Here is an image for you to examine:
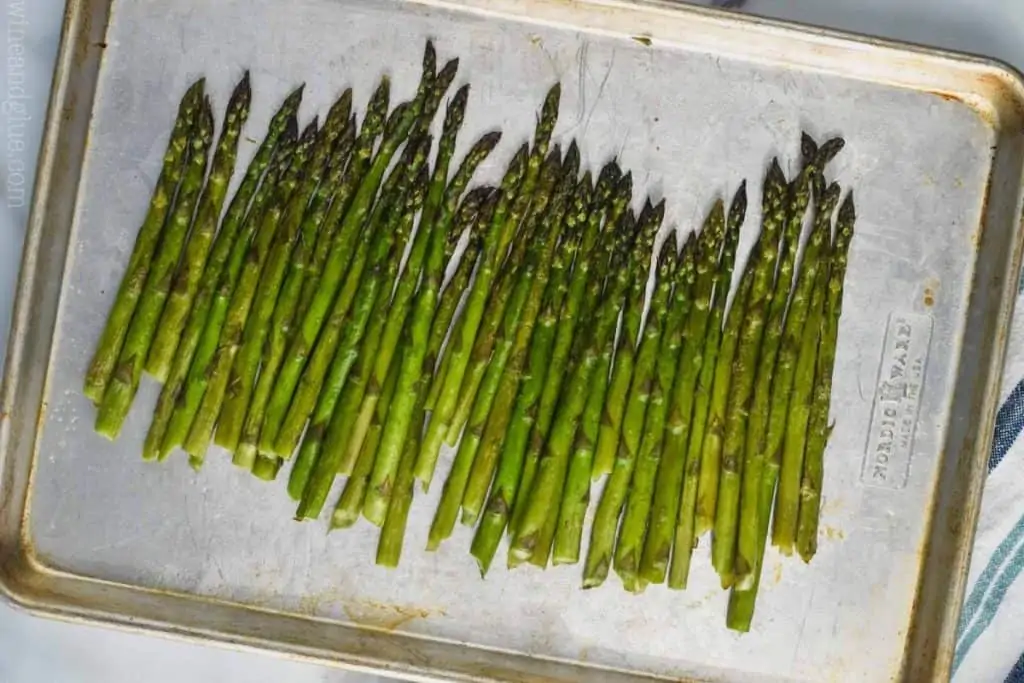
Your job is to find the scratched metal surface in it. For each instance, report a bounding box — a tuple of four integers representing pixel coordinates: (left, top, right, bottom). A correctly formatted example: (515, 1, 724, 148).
(4, 0, 1024, 681)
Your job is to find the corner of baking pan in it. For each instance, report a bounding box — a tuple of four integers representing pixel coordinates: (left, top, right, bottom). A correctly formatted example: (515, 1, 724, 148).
(0, 0, 111, 611)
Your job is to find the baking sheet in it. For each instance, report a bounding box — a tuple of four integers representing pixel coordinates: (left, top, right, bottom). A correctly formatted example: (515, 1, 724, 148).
(4, 0, 1024, 681)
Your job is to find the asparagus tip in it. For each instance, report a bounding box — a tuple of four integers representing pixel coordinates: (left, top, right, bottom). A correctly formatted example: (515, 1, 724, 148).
(800, 132, 818, 161)
(839, 190, 856, 222)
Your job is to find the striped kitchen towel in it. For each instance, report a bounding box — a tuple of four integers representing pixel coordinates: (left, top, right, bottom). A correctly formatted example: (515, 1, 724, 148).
(952, 277, 1024, 683)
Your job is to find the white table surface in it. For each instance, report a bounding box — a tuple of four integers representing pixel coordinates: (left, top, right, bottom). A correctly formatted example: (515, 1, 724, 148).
(2, 0, 1023, 681)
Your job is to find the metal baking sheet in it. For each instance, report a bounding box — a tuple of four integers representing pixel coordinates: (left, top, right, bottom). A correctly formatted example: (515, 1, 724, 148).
(3, 0, 1024, 681)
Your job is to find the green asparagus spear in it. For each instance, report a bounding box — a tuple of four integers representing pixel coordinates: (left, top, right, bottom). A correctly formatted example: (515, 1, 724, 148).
(295, 158, 432, 519)
(236, 115, 359, 470)
(509, 209, 639, 567)
(179, 120, 319, 463)
(552, 200, 665, 566)
(694, 186, 749, 536)
(773, 181, 841, 553)
(710, 161, 788, 588)
(218, 101, 355, 456)
(364, 181, 497, 526)
(95, 97, 215, 439)
(417, 83, 562, 487)
(157, 116, 300, 459)
(661, 200, 730, 589)
(259, 77, 409, 454)
(84, 79, 204, 403)
(143, 84, 302, 461)
(339, 88, 478, 471)
(281, 132, 432, 492)
(147, 73, 253, 381)
(582, 236, 679, 586)
(669, 186, 746, 589)
(507, 169, 630, 538)
(464, 173, 593, 534)
(796, 192, 853, 562)
(613, 236, 696, 592)
(376, 207, 490, 567)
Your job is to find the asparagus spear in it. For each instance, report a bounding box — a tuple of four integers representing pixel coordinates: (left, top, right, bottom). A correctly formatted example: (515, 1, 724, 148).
(295, 159, 432, 518)
(425, 144, 531, 413)
(281, 132, 432, 490)
(84, 79, 204, 404)
(158, 117, 300, 458)
(339, 90, 482, 472)
(147, 73, 253, 381)
(710, 162, 788, 588)
(428, 149, 576, 549)
(143, 85, 303, 461)
(464, 173, 593, 534)
(796, 192, 854, 562)
(694, 188, 751, 537)
(508, 209, 639, 568)
(376, 209, 489, 568)
(95, 97, 215, 439)
(508, 170, 632, 537)
(421, 147, 569, 548)
(236, 115, 359, 470)
(472, 166, 618, 575)
(440, 143, 571, 451)
(259, 77, 410, 454)
(612, 233, 696, 591)
(591, 195, 657, 481)
(669, 187, 746, 589)
(733, 139, 844, 589)
(180, 120, 319, 462)
(416, 84, 562, 487)
(552, 201, 665, 566)
(582, 236, 680, 586)
(364, 179, 497, 526)
(772, 181, 841, 553)
(217, 101, 355, 456)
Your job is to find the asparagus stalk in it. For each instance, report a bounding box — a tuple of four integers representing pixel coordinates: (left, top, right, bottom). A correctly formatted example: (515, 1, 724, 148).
(339, 90, 482, 472)
(612, 234, 696, 591)
(376, 210, 489, 567)
(95, 97, 215, 439)
(591, 195, 657, 481)
(143, 85, 302, 461)
(179, 120, 319, 463)
(416, 83, 562, 487)
(295, 159, 432, 518)
(508, 209, 639, 568)
(84, 79, 204, 403)
(552, 201, 665, 566)
(425, 144, 531, 413)
(421, 147, 569, 548)
(796, 192, 854, 562)
(363, 177, 497, 526)
(472, 166, 618, 575)
(259, 77, 410, 454)
(217, 101, 355, 456)
(282, 133, 433, 495)
(694, 188, 751, 536)
(147, 73, 253, 381)
(428, 149, 576, 549)
(772, 181, 841, 553)
(710, 162, 789, 588)
(669, 187, 746, 589)
(508, 170, 631, 537)
(464, 173, 592, 533)
(236, 115, 359, 470)
(582, 236, 680, 586)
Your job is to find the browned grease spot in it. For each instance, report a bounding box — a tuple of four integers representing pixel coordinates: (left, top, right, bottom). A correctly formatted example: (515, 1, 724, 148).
(823, 525, 845, 541)
(923, 291, 935, 308)
(528, 34, 542, 47)
(924, 89, 964, 105)
(772, 562, 783, 586)
(343, 599, 445, 632)
(632, 35, 652, 47)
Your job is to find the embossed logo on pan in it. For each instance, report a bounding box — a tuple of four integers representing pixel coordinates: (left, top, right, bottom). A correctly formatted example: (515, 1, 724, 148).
(862, 313, 932, 489)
